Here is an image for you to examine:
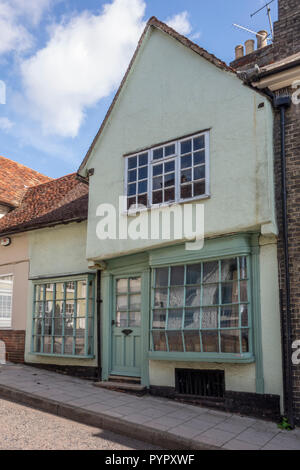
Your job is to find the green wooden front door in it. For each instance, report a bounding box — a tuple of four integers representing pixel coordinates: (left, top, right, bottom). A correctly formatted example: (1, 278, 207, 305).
(111, 276, 142, 377)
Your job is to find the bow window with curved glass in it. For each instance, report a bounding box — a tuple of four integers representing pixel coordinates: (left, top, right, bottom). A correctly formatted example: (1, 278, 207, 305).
(31, 275, 95, 357)
(150, 257, 251, 358)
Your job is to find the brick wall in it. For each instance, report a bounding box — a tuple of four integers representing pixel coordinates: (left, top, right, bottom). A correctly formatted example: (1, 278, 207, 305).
(230, 0, 300, 424)
(0, 330, 25, 363)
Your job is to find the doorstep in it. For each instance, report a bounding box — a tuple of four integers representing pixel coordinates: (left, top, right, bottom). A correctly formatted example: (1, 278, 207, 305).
(0, 363, 299, 450)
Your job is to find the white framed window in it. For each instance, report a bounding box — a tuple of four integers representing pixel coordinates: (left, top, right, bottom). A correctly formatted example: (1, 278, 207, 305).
(0, 275, 13, 328)
(125, 131, 209, 211)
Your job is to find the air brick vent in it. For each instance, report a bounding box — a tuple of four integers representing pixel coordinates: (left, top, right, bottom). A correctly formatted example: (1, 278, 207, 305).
(175, 369, 225, 398)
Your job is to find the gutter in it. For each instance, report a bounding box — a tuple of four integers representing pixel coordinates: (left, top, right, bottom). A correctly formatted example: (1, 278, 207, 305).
(273, 94, 294, 428)
(254, 59, 300, 81)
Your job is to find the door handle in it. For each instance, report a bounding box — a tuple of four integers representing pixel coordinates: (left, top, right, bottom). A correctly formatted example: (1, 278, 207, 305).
(122, 329, 133, 336)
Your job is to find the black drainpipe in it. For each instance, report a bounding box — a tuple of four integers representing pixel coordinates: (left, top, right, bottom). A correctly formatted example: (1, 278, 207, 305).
(273, 94, 294, 428)
(96, 270, 102, 381)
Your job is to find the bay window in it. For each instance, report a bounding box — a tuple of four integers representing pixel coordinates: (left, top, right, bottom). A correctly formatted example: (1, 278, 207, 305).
(31, 275, 95, 357)
(150, 256, 251, 357)
(125, 131, 209, 211)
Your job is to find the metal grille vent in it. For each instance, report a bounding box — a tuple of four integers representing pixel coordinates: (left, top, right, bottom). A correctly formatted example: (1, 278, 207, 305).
(175, 369, 225, 398)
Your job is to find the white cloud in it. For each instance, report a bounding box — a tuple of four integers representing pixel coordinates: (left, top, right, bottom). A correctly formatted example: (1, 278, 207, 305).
(166, 11, 192, 36)
(0, 0, 53, 55)
(21, 0, 146, 138)
(0, 116, 14, 131)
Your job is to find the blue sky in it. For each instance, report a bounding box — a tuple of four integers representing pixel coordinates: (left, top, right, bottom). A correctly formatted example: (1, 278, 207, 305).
(0, 0, 278, 178)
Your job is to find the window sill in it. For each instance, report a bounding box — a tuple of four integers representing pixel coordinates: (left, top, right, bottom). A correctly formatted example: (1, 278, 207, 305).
(148, 351, 255, 363)
(125, 194, 211, 217)
(30, 352, 95, 359)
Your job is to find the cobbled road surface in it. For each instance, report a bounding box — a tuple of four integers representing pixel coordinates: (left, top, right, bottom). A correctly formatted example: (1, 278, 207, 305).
(0, 398, 160, 450)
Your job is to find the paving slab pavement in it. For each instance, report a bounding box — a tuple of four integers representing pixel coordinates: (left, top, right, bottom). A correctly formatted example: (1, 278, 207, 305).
(0, 363, 299, 450)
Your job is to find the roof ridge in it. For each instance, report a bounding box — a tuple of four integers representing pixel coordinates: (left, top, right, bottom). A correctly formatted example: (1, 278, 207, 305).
(78, 16, 236, 174)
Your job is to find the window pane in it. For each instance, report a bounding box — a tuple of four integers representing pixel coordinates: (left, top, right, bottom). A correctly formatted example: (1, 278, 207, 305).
(76, 299, 86, 317)
(169, 287, 184, 307)
(117, 295, 127, 311)
(221, 329, 240, 353)
(170, 266, 184, 285)
(186, 264, 201, 285)
(153, 147, 163, 159)
(221, 282, 238, 304)
(44, 318, 52, 335)
(202, 331, 219, 352)
(181, 154, 192, 168)
(128, 183, 136, 196)
(181, 169, 192, 183)
(221, 259, 238, 281)
(155, 268, 168, 287)
(75, 317, 86, 337)
(138, 194, 148, 206)
(184, 308, 200, 329)
(138, 153, 148, 166)
(181, 184, 192, 199)
(167, 331, 183, 351)
(203, 284, 219, 305)
(241, 304, 248, 327)
(165, 173, 175, 187)
(184, 330, 201, 352)
(203, 261, 218, 283)
(75, 337, 85, 355)
(129, 277, 141, 292)
(164, 188, 175, 202)
(128, 156, 137, 169)
(220, 305, 239, 328)
(138, 180, 147, 194)
(129, 294, 141, 311)
(239, 257, 247, 279)
(138, 167, 147, 179)
(186, 287, 200, 306)
(194, 165, 205, 181)
(153, 164, 163, 176)
(152, 331, 167, 351)
(168, 309, 183, 329)
(43, 336, 52, 354)
(64, 317, 74, 336)
(165, 160, 175, 172)
(202, 307, 218, 329)
(165, 144, 175, 156)
(152, 309, 166, 329)
(194, 181, 205, 196)
(152, 190, 162, 204)
(193, 135, 205, 150)
(194, 150, 205, 165)
(181, 140, 192, 154)
(116, 311, 127, 328)
(54, 317, 63, 335)
(153, 176, 163, 190)
(55, 283, 64, 300)
(127, 197, 136, 210)
(35, 285, 44, 301)
(240, 281, 248, 302)
(128, 169, 137, 182)
(117, 278, 127, 293)
(154, 289, 168, 308)
(129, 311, 141, 327)
(242, 329, 249, 352)
(64, 337, 73, 355)
(53, 337, 62, 354)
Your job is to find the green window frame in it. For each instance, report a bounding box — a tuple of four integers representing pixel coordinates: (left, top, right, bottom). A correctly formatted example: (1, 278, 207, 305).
(150, 256, 252, 359)
(31, 274, 95, 358)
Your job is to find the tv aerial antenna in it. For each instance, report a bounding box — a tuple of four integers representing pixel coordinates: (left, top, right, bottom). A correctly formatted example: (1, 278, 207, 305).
(250, 0, 275, 40)
(233, 0, 275, 42)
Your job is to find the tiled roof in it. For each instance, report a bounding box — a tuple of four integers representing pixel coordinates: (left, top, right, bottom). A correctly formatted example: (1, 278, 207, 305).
(0, 155, 52, 207)
(0, 173, 88, 235)
(78, 16, 236, 176)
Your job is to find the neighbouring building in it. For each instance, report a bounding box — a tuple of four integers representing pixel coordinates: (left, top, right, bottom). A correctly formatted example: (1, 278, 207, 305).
(230, 0, 300, 426)
(76, 17, 283, 419)
(0, 156, 51, 362)
(0, 174, 98, 377)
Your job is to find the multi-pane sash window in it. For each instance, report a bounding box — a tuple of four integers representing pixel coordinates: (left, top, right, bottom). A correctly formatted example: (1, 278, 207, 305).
(125, 131, 209, 211)
(0, 275, 13, 328)
(32, 276, 95, 357)
(151, 257, 250, 355)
